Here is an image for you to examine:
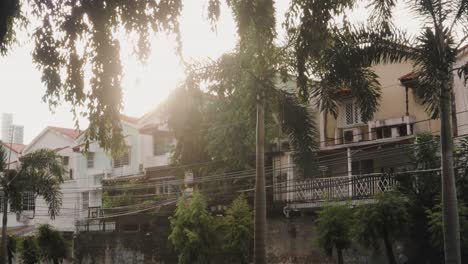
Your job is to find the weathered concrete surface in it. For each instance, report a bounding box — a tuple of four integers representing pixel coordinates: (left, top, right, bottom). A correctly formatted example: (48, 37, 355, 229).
(74, 214, 386, 264)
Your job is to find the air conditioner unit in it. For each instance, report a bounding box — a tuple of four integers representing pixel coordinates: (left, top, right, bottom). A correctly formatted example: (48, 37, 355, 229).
(343, 127, 362, 144)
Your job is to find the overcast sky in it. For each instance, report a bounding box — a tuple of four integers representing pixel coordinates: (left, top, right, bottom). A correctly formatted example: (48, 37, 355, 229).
(0, 1, 424, 144)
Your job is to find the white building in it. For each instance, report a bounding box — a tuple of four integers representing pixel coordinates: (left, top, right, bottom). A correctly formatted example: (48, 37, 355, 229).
(1, 113, 24, 144)
(20, 126, 82, 233)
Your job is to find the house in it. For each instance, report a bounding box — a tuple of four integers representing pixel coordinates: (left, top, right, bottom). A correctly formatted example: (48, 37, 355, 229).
(0, 141, 25, 169)
(73, 112, 177, 232)
(21, 126, 82, 232)
(272, 62, 441, 208)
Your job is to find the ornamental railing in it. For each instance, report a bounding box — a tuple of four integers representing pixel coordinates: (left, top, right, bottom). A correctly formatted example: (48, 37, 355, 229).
(274, 173, 396, 203)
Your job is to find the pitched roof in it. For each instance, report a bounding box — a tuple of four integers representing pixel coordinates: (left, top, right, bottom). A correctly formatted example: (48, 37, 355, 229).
(0, 142, 26, 154)
(120, 114, 139, 124)
(48, 126, 82, 139)
(399, 72, 417, 82)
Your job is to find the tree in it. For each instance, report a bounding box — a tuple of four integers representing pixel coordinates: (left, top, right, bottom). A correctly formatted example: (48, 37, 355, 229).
(396, 133, 442, 263)
(427, 203, 468, 262)
(0, 235, 18, 264)
(221, 195, 253, 264)
(20, 236, 40, 264)
(316, 203, 353, 264)
(169, 192, 220, 264)
(37, 225, 68, 264)
(0, 0, 183, 154)
(353, 192, 409, 264)
(0, 148, 64, 264)
(288, 1, 468, 262)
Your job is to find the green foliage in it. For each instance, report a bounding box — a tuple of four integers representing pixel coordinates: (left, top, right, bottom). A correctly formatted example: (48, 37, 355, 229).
(397, 133, 440, 208)
(353, 192, 409, 253)
(456, 136, 468, 204)
(102, 192, 135, 208)
(316, 203, 353, 260)
(221, 195, 253, 264)
(20, 236, 40, 264)
(0, 0, 21, 55)
(37, 225, 68, 264)
(0, 235, 18, 264)
(426, 203, 468, 258)
(169, 192, 220, 264)
(23, 0, 182, 154)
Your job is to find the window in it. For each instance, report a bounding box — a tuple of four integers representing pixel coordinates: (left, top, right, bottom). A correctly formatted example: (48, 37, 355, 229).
(153, 134, 172, 156)
(0, 193, 4, 212)
(62, 156, 69, 167)
(159, 179, 171, 194)
(82, 191, 89, 211)
(352, 159, 374, 175)
(87, 152, 95, 168)
(113, 148, 130, 168)
(341, 100, 362, 126)
(22, 192, 35, 211)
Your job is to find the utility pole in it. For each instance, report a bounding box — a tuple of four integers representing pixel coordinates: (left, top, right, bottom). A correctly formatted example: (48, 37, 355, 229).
(1, 126, 14, 264)
(254, 91, 266, 264)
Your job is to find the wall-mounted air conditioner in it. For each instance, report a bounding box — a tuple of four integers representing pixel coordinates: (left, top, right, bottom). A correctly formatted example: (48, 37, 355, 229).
(342, 127, 362, 144)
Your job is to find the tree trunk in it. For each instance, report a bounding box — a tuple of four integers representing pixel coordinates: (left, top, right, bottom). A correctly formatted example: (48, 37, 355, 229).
(1, 192, 8, 264)
(336, 247, 344, 264)
(382, 232, 396, 264)
(254, 92, 267, 264)
(440, 79, 462, 264)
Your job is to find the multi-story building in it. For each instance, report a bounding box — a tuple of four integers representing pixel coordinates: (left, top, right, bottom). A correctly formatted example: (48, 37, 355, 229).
(272, 62, 442, 209)
(19, 126, 82, 233)
(1, 113, 24, 144)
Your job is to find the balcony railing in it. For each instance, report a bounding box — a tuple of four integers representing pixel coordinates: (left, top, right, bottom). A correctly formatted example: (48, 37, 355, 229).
(274, 173, 396, 203)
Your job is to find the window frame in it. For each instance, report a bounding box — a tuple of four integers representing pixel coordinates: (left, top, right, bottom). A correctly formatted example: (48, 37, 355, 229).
(113, 147, 131, 168)
(86, 152, 95, 169)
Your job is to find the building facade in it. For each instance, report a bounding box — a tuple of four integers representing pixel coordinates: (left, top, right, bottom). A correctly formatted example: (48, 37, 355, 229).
(272, 62, 442, 209)
(1, 113, 24, 144)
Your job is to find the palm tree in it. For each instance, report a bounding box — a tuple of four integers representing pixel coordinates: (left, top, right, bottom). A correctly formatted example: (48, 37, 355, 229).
(0, 148, 64, 264)
(288, 1, 468, 263)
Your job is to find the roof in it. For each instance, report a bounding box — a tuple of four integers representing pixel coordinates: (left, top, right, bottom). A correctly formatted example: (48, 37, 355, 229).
(120, 114, 139, 124)
(398, 72, 417, 82)
(48, 126, 82, 139)
(0, 142, 26, 154)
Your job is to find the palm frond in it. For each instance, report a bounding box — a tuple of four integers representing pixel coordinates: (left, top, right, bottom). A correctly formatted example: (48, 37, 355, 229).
(367, 0, 397, 28)
(412, 27, 457, 118)
(457, 61, 468, 85)
(274, 89, 318, 177)
(0, 146, 7, 172)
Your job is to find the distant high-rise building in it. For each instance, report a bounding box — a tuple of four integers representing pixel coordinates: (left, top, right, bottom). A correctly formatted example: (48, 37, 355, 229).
(1, 113, 13, 142)
(1, 113, 24, 144)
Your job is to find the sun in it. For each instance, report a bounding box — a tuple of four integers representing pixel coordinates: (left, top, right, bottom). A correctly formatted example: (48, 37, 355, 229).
(120, 37, 185, 118)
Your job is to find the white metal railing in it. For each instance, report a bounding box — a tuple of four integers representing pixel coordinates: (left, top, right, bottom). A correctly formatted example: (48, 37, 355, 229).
(274, 173, 397, 203)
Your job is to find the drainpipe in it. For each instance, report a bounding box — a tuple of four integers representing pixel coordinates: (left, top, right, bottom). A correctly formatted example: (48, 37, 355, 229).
(347, 148, 352, 197)
(405, 86, 412, 135)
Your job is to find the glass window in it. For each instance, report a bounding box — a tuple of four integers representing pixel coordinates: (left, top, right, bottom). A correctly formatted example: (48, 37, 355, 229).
(87, 152, 95, 168)
(113, 148, 130, 168)
(153, 134, 172, 156)
(82, 191, 89, 211)
(22, 192, 35, 211)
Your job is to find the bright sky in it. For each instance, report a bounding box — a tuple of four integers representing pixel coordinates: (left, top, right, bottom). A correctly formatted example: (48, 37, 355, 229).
(0, 1, 423, 144)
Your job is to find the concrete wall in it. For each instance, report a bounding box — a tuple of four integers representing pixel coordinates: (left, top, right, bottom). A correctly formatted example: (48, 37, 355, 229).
(73, 215, 388, 264)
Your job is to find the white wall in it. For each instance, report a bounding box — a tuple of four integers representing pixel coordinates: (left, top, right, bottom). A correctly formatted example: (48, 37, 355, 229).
(455, 52, 468, 136)
(23, 129, 80, 232)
